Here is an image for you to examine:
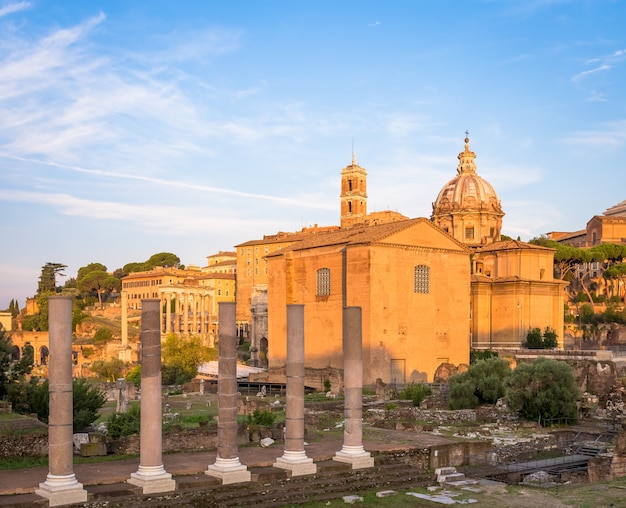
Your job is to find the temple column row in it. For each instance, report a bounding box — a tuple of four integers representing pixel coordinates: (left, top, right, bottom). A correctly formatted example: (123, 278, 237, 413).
(40, 298, 371, 505)
(158, 290, 213, 337)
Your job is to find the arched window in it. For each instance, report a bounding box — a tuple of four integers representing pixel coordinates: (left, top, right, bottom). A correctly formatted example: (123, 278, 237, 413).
(414, 265, 430, 294)
(317, 268, 331, 296)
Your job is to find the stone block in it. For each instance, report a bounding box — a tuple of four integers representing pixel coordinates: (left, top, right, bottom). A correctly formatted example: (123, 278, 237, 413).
(80, 441, 108, 457)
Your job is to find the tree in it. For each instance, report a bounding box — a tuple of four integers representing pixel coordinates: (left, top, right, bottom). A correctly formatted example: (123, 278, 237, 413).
(604, 263, 626, 304)
(77, 270, 121, 308)
(21, 292, 52, 331)
(448, 357, 511, 409)
(0, 328, 13, 399)
(123, 252, 182, 275)
(37, 262, 67, 295)
(91, 358, 127, 382)
(161, 333, 217, 384)
(77, 263, 107, 282)
(147, 252, 181, 269)
(506, 358, 580, 425)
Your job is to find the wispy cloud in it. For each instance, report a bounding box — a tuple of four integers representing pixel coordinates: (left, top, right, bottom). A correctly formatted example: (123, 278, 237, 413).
(572, 48, 626, 82)
(559, 121, 626, 147)
(0, 1, 30, 18)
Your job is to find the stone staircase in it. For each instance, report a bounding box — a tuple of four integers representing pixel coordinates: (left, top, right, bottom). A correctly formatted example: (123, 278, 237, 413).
(435, 466, 478, 488)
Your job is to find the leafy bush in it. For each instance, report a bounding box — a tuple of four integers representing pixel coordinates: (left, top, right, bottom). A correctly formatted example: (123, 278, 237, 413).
(107, 403, 141, 439)
(506, 358, 579, 425)
(470, 349, 498, 364)
(524, 327, 558, 349)
(398, 382, 432, 406)
(248, 409, 276, 427)
(449, 357, 511, 410)
(125, 365, 142, 388)
(93, 328, 113, 344)
(23, 378, 106, 432)
(162, 364, 194, 385)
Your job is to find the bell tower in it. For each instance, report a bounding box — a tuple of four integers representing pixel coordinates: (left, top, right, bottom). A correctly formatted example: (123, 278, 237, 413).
(340, 153, 367, 228)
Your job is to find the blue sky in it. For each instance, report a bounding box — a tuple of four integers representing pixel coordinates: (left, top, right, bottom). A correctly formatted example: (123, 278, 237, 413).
(1, 0, 625, 309)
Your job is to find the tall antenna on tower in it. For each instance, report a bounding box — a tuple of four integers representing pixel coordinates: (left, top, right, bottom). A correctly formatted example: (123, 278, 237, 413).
(351, 138, 356, 165)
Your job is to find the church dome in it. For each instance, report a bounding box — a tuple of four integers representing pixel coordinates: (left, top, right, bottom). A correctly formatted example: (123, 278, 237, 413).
(431, 136, 504, 247)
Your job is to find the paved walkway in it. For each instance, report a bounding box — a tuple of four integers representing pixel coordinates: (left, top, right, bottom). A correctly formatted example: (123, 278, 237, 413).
(0, 430, 453, 505)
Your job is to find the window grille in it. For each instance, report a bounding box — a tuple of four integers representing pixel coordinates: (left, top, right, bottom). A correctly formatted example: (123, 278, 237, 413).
(317, 268, 331, 296)
(414, 265, 430, 294)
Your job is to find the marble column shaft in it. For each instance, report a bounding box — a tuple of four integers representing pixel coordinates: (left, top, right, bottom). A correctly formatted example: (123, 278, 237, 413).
(216, 301, 238, 460)
(333, 306, 374, 469)
(343, 306, 363, 448)
(274, 305, 316, 475)
(206, 302, 250, 483)
(284, 304, 305, 453)
(36, 296, 88, 505)
(47, 296, 75, 478)
(128, 299, 175, 493)
(138, 299, 163, 467)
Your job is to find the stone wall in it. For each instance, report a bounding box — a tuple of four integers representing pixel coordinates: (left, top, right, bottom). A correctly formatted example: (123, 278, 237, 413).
(0, 433, 48, 458)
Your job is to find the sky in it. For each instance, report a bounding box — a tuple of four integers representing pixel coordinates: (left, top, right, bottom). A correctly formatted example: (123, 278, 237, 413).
(1, 0, 625, 309)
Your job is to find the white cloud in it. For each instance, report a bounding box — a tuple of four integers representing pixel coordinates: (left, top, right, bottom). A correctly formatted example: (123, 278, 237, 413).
(0, 1, 30, 18)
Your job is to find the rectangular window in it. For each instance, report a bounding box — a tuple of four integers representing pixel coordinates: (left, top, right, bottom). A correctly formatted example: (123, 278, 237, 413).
(316, 268, 331, 296)
(465, 227, 475, 240)
(414, 265, 430, 294)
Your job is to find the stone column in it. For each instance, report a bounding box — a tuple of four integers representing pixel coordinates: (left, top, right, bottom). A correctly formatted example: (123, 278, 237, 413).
(206, 302, 251, 484)
(121, 290, 128, 346)
(333, 306, 374, 469)
(274, 305, 316, 476)
(182, 293, 189, 336)
(165, 292, 172, 334)
(128, 299, 176, 494)
(36, 296, 88, 506)
(200, 294, 207, 338)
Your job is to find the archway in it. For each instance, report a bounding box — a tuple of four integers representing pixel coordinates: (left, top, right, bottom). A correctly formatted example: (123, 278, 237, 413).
(259, 337, 268, 368)
(40, 345, 50, 366)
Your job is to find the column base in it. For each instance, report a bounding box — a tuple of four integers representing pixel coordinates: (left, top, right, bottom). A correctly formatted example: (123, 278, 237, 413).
(333, 445, 375, 470)
(128, 465, 176, 494)
(206, 457, 251, 484)
(36, 474, 88, 507)
(273, 450, 317, 476)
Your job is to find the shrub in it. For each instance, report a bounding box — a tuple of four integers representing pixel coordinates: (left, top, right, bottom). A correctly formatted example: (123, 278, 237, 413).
(449, 357, 511, 410)
(162, 364, 194, 385)
(125, 365, 142, 388)
(107, 403, 141, 439)
(506, 357, 579, 425)
(524, 327, 558, 349)
(248, 409, 276, 427)
(23, 378, 106, 432)
(398, 382, 432, 406)
(470, 349, 498, 364)
(93, 328, 113, 344)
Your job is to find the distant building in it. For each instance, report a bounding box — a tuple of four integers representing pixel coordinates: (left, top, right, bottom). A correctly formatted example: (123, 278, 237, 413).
(0, 311, 11, 331)
(120, 256, 236, 351)
(548, 200, 626, 247)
